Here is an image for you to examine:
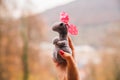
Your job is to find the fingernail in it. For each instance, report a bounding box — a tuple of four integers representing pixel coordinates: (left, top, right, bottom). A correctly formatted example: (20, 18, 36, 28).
(59, 50, 64, 55)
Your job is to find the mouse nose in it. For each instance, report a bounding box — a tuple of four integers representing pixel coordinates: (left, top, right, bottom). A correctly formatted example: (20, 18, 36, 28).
(52, 25, 58, 31)
(52, 26, 56, 31)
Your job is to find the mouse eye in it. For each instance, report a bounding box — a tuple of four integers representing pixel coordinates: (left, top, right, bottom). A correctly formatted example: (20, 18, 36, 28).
(60, 23, 64, 26)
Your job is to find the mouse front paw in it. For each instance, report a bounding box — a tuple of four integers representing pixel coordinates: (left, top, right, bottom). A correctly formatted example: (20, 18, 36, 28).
(53, 38, 59, 45)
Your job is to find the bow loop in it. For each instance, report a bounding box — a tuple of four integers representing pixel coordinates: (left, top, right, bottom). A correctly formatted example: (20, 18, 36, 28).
(60, 12, 69, 24)
(60, 12, 78, 35)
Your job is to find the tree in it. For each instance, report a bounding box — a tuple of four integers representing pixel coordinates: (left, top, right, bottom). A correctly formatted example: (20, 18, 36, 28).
(0, 0, 47, 80)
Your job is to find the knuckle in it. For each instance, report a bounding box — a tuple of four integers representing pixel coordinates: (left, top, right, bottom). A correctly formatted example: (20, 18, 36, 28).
(66, 54, 72, 60)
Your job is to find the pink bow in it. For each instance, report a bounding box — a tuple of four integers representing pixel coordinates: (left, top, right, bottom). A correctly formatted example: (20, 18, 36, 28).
(60, 12, 78, 35)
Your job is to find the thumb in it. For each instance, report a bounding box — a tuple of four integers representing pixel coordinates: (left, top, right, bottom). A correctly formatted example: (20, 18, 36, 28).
(59, 50, 73, 64)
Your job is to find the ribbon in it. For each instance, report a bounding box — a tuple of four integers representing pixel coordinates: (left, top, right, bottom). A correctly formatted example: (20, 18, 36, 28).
(60, 12, 78, 35)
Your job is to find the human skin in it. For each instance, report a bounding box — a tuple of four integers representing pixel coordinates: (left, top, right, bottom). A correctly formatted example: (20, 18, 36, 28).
(53, 36, 80, 80)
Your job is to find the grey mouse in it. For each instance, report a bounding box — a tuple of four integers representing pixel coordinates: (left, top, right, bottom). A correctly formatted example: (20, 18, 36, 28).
(52, 22, 72, 64)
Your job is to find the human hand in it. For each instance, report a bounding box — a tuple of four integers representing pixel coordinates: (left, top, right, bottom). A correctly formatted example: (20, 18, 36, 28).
(53, 36, 80, 80)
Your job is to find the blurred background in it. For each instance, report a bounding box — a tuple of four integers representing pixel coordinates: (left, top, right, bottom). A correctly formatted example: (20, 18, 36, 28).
(0, 0, 120, 80)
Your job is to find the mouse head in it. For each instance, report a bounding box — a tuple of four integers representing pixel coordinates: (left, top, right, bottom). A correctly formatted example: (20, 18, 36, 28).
(52, 22, 68, 34)
(52, 12, 78, 35)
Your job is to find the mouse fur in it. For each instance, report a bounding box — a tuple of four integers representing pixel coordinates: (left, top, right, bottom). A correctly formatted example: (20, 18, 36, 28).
(52, 22, 72, 64)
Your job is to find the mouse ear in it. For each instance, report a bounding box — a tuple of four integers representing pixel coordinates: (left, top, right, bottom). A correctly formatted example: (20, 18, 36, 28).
(60, 12, 69, 24)
(68, 24, 78, 35)
(60, 11, 78, 35)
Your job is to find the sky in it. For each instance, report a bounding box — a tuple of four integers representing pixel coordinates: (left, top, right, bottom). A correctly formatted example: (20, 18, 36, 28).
(1, 0, 74, 19)
(30, 0, 74, 13)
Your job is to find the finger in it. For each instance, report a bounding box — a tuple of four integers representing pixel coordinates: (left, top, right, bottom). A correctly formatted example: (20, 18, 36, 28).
(68, 36, 75, 58)
(68, 36, 74, 50)
(59, 50, 73, 64)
